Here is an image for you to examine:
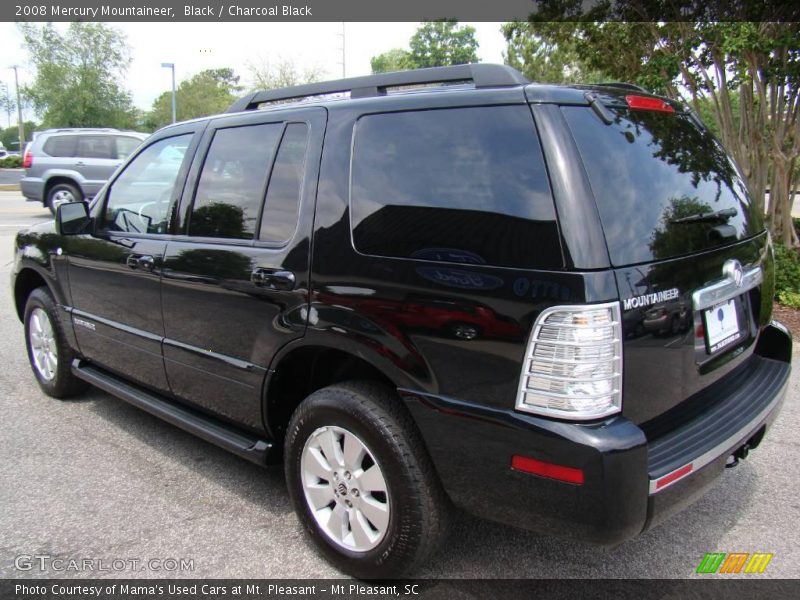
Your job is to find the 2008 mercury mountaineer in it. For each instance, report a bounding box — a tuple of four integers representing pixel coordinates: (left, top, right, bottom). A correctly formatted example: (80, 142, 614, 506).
(11, 64, 792, 578)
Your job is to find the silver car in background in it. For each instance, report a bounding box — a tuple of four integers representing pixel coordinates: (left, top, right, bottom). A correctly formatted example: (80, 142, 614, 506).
(21, 128, 149, 213)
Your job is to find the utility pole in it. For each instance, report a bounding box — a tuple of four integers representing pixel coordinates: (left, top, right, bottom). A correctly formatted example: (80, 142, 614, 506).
(10, 66, 24, 152)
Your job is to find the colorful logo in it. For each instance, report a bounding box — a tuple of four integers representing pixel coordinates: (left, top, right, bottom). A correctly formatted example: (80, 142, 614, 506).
(696, 552, 773, 574)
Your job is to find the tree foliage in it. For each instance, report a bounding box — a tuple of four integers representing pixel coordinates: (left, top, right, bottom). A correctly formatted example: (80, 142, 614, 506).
(246, 58, 324, 91)
(370, 21, 479, 74)
(520, 5, 800, 246)
(409, 21, 480, 68)
(502, 21, 606, 83)
(145, 68, 243, 131)
(370, 49, 414, 74)
(1, 122, 37, 151)
(19, 23, 136, 129)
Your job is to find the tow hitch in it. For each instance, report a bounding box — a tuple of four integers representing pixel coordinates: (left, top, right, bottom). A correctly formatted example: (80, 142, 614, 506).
(726, 443, 751, 469)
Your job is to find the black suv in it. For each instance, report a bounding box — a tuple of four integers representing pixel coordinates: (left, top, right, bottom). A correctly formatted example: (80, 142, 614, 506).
(12, 65, 792, 578)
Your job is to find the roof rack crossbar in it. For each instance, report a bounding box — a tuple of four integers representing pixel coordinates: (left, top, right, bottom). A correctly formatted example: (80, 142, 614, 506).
(227, 63, 528, 113)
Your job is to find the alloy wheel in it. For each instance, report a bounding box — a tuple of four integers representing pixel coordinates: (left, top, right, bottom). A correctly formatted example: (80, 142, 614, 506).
(300, 425, 390, 552)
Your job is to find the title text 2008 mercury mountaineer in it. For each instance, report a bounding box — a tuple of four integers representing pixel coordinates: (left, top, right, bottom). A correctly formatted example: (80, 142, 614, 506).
(12, 65, 792, 577)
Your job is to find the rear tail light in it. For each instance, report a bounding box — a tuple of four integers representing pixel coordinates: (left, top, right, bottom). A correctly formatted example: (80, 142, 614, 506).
(625, 95, 675, 113)
(22, 150, 32, 169)
(516, 302, 623, 420)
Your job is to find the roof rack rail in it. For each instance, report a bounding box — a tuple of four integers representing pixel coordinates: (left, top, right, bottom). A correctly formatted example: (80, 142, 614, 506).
(44, 127, 121, 133)
(596, 82, 648, 93)
(227, 63, 529, 113)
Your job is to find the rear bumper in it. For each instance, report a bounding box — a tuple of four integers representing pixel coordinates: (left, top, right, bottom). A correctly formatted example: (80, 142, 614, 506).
(20, 177, 43, 201)
(403, 322, 791, 545)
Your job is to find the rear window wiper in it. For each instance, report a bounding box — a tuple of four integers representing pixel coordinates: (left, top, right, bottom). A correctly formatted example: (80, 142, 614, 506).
(670, 207, 737, 224)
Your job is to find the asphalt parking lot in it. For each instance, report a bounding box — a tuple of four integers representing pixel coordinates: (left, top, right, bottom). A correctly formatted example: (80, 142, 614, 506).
(0, 190, 798, 580)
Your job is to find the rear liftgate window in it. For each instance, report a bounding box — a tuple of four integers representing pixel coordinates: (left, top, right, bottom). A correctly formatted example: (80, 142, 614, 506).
(350, 105, 561, 269)
(562, 105, 762, 267)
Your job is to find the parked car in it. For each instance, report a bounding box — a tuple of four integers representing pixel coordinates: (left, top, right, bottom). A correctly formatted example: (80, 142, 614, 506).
(20, 128, 148, 213)
(642, 297, 692, 336)
(12, 64, 792, 578)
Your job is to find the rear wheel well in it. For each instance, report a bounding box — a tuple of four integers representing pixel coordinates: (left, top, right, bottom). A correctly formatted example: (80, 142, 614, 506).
(14, 269, 47, 321)
(266, 347, 396, 444)
(44, 177, 82, 201)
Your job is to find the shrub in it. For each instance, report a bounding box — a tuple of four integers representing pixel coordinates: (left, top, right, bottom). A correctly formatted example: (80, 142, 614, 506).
(774, 242, 800, 302)
(778, 290, 800, 309)
(0, 155, 22, 168)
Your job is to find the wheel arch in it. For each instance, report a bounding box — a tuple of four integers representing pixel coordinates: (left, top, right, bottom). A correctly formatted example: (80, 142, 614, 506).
(14, 267, 50, 321)
(44, 175, 84, 202)
(263, 339, 423, 446)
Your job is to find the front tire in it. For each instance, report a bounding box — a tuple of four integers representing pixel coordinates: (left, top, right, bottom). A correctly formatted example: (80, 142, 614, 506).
(285, 381, 448, 578)
(46, 182, 82, 215)
(24, 287, 87, 398)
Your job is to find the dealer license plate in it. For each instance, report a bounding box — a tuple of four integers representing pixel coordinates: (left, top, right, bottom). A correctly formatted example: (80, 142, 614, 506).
(704, 298, 741, 353)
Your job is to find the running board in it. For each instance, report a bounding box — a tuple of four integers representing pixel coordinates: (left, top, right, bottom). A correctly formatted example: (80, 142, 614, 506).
(72, 360, 272, 466)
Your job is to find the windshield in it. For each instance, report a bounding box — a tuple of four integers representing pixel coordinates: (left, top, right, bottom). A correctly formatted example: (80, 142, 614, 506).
(562, 105, 762, 266)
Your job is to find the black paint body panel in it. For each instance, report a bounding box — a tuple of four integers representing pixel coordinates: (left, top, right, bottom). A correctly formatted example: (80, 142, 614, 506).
(10, 80, 793, 548)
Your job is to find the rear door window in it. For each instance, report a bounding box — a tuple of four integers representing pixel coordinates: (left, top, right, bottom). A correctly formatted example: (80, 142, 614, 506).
(76, 135, 115, 159)
(259, 123, 309, 244)
(350, 106, 561, 270)
(562, 106, 761, 266)
(188, 123, 282, 240)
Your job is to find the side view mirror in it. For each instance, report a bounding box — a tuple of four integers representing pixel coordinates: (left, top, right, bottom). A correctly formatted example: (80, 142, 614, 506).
(56, 202, 93, 236)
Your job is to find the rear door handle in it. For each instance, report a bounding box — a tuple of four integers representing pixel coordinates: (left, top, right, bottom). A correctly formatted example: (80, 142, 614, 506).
(251, 268, 295, 290)
(126, 254, 155, 271)
(74, 161, 85, 167)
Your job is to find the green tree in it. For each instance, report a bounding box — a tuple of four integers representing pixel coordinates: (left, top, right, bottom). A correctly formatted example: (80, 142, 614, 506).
(408, 21, 480, 68)
(246, 58, 323, 91)
(523, 8, 800, 246)
(19, 22, 136, 129)
(1, 121, 37, 151)
(145, 68, 243, 130)
(502, 21, 606, 83)
(370, 49, 413, 74)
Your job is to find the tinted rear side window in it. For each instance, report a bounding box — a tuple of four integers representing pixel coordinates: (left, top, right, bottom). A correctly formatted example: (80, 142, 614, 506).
(351, 106, 561, 269)
(43, 135, 77, 157)
(189, 123, 282, 240)
(259, 123, 308, 244)
(76, 135, 115, 159)
(116, 136, 142, 159)
(562, 106, 761, 266)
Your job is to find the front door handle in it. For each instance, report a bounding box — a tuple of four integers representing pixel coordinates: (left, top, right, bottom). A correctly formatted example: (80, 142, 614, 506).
(251, 268, 295, 290)
(126, 254, 155, 272)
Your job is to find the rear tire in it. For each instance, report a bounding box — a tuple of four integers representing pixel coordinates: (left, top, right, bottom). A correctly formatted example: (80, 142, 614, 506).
(284, 381, 448, 578)
(24, 287, 87, 398)
(46, 182, 82, 215)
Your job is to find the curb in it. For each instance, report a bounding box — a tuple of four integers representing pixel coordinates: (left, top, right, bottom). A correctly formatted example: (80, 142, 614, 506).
(0, 184, 21, 192)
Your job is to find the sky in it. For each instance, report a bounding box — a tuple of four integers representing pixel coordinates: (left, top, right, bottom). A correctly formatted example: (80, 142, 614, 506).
(0, 22, 507, 121)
